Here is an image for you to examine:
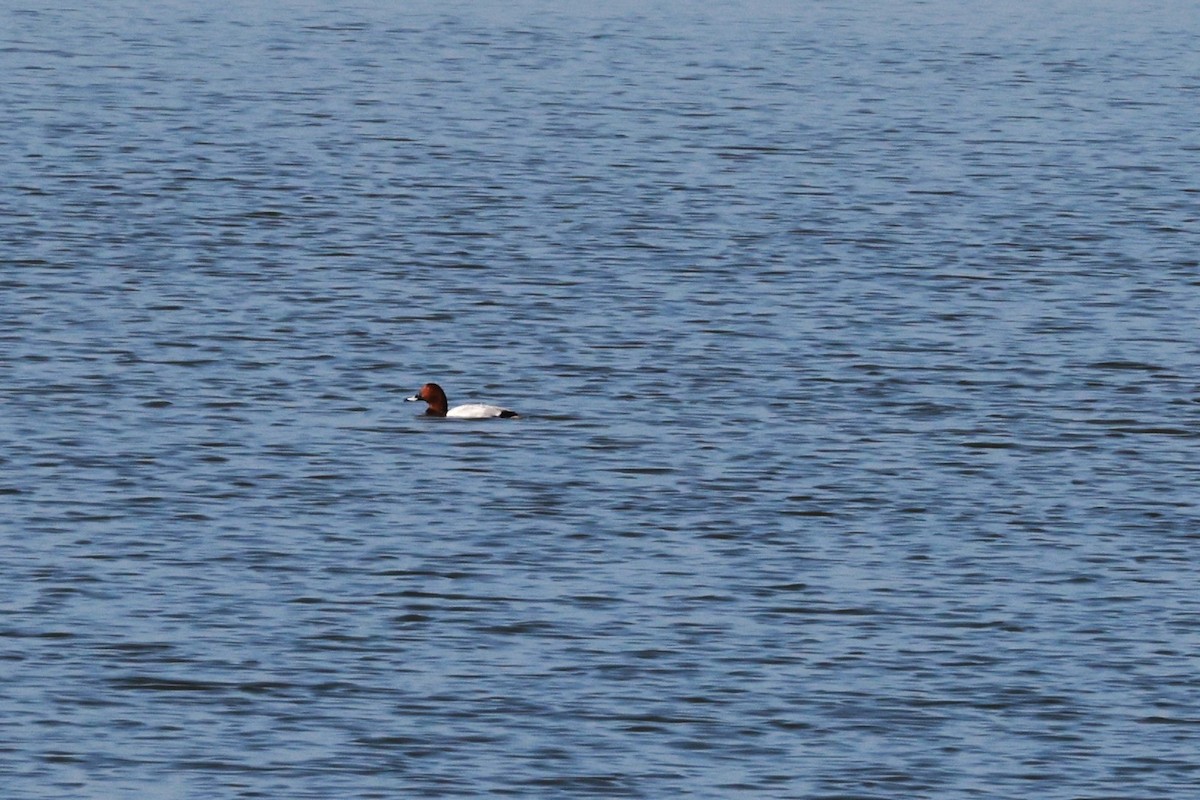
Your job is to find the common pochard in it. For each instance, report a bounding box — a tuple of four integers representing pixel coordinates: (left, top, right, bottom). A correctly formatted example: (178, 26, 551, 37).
(406, 382, 519, 419)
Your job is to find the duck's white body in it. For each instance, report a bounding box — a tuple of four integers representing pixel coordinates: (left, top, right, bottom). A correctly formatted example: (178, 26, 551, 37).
(445, 403, 516, 419)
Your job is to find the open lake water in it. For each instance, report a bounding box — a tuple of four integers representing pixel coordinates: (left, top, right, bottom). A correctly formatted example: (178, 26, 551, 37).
(2, 1, 1199, 797)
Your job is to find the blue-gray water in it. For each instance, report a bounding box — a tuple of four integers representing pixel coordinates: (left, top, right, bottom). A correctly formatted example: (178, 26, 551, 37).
(3, 1, 1199, 797)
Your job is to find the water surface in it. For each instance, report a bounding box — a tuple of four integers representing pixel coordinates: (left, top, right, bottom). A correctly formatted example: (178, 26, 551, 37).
(2, 1, 1199, 797)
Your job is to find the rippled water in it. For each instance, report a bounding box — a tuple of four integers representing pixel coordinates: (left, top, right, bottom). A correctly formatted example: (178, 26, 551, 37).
(3, 1, 1199, 797)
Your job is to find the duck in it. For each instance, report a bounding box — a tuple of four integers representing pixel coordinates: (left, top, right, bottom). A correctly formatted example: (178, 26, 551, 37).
(405, 382, 519, 419)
